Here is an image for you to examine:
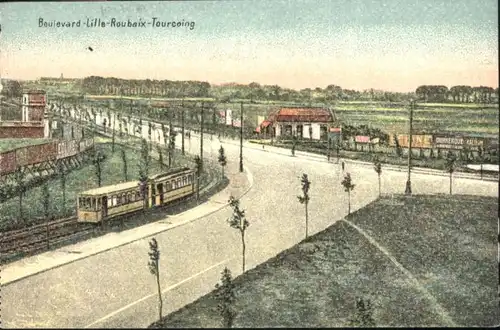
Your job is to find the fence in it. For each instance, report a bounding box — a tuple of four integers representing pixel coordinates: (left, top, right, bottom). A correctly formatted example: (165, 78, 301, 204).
(0, 216, 95, 259)
(0, 138, 94, 176)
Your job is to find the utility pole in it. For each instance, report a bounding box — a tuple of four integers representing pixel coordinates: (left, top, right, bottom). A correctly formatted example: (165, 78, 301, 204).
(239, 102, 244, 173)
(181, 99, 185, 155)
(327, 133, 331, 162)
(405, 100, 415, 195)
(200, 102, 204, 170)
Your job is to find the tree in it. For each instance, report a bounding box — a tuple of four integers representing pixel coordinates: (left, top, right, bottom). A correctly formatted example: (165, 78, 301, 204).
(297, 173, 311, 239)
(394, 134, 402, 157)
(349, 297, 375, 327)
(228, 196, 250, 273)
(194, 155, 202, 201)
(111, 117, 116, 153)
(42, 182, 50, 219)
(93, 150, 105, 187)
(56, 162, 67, 211)
(445, 153, 456, 195)
(373, 157, 382, 197)
(218, 145, 227, 179)
(341, 172, 355, 215)
(121, 149, 128, 181)
(0, 80, 22, 97)
(291, 134, 298, 156)
(214, 267, 237, 328)
(139, 138, 151, 210)
(14, 167, 26, 221)
(168, 130, 177, 168)
(148, 238, 163, 322)
(157, 146, 165, 171)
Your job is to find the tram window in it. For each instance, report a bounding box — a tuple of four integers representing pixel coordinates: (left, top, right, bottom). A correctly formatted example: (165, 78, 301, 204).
(108, 198, 112, 208)
(112, 196, 117, 206)
(91, 198, 96, 210)
(166, 181, 171, 191)
(177, 178, 181, 187)
(96, 198, 101, 210)
(172, 180, 176, 190)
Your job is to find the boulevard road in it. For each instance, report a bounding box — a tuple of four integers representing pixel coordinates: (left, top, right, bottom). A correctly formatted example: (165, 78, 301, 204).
(2, 110, 497, 328)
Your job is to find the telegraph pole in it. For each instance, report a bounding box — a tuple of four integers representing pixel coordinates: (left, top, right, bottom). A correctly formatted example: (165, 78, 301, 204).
(405, 100, 415, 195)
(181, 99, 185, 155)
(239, 102, 244, 172)
(200, 102, 204, 170)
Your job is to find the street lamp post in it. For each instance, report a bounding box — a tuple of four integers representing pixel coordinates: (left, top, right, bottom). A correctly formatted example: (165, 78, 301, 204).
(181, 99, 185, 155)
(405, 100, 415, 195)
(239, 102, 244, 173)
(200, 102, 204, 171)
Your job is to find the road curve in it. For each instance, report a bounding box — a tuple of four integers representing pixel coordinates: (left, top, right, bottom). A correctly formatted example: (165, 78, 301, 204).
(1, 109, 497, 328)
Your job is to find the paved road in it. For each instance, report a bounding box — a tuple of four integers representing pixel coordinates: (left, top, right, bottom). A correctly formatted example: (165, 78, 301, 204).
(2, 107, 497, 328)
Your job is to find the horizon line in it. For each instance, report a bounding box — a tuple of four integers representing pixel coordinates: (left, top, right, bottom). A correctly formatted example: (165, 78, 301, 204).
(3, 75, 499, 94)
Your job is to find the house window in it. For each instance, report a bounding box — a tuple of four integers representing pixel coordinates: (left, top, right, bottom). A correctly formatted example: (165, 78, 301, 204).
(320, 126, 328, 140)
(296, 125, 303, 138)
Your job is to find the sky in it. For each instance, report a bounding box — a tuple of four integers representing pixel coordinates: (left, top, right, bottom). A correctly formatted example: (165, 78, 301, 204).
(0, 0, 498, 92)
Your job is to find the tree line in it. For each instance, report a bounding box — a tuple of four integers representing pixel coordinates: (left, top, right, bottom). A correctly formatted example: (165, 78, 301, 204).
(415, 85, 498, 103)
(10, 76, 498, 104)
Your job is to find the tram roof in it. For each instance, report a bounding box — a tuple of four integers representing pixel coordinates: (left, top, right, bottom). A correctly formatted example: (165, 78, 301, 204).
(79, 181, 140, 196)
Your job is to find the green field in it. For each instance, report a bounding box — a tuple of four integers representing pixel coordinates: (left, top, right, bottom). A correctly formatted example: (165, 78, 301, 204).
(48, 94, 500, 137)
(0, 142, 200, 231)
(150, 194, 498, 328)
(0, 138, 53, 153)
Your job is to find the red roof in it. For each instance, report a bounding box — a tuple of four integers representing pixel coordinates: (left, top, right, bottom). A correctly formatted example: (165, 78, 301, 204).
(261, 120, 271, 128)
(275, 107, 332, 122)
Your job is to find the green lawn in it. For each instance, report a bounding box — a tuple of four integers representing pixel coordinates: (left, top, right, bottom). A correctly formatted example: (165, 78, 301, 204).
(0, 138, 53, 153)
(0, 142, 199, 231)
(150, 194, 498, 328)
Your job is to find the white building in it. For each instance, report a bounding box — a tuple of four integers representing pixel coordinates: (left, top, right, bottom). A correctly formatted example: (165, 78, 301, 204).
(258, 107, 335, 140)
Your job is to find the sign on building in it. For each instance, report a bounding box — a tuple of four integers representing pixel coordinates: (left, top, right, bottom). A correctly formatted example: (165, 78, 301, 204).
(219, 110, 226, 124)
(328, 127, 342, 146)
(433, 135, 485, 150)
(225, 109, 232, 126)
(355, 135, 370, 143)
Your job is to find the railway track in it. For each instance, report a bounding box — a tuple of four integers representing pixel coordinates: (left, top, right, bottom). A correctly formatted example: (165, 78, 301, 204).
(0, 169, 222, 264)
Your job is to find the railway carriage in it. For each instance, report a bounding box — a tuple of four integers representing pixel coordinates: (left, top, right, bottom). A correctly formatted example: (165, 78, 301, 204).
(77, 167, 197, 223)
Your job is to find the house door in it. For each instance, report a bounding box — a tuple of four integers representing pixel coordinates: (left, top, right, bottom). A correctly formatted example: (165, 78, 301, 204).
(102, 196, 108, 219)
(158, 183, 164, 205)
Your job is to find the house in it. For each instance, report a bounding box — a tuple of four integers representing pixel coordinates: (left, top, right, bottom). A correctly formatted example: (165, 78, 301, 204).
(257, 107, 336, 140)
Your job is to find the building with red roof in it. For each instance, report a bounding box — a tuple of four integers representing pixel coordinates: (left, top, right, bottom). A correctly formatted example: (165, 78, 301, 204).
(257, 107, 337, 140)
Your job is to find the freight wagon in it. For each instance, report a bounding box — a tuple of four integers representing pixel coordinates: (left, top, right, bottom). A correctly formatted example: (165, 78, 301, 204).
(0, 150, 17, 175)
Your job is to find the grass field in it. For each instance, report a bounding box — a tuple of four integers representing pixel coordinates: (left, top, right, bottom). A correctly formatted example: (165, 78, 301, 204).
(0, 142, 201, 231)
(214, 101, 499, 136)
(150, 194, 498, 328)
(46, 95, 499, 137)
(0, 138, 53, 153)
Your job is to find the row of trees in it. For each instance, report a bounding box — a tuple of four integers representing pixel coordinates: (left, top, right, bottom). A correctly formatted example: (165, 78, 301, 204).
(415, 85, 498, 103)
(81, 76, 211, 98)
(23, 76, 500, 104)
(146, 169, 369, 328)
